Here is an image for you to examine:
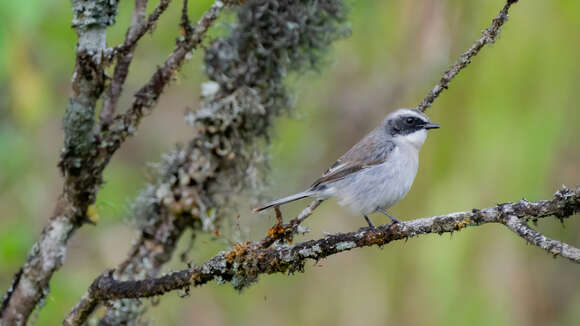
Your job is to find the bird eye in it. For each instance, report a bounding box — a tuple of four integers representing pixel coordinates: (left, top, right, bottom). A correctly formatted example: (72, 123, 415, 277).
(405, 117, 414, 125)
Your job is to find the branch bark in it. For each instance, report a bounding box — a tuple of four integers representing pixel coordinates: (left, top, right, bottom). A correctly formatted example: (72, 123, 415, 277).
(504, 215, 580, 263)
(0, 1, 119, 324)
(99, 0, 227, 156)
(416, 0, 519, 112)
(99, 0, 172, 130)
(64, 186, 578, 311)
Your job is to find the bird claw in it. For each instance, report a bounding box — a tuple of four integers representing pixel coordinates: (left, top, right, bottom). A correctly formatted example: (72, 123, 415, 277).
(386, 219, 402, 230)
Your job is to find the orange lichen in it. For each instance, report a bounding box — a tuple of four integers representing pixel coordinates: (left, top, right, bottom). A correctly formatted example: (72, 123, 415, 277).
(454, 219, 471, 231)
(225, 242, 251, 263)
(267, 223, 285, 237)
(190, 271, 202, 283)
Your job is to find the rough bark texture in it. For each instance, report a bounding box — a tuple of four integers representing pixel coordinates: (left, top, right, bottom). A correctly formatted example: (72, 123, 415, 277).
(99, 0, 171, 130)
(0, 1, 119, 324)
(66, 186, 579, 312)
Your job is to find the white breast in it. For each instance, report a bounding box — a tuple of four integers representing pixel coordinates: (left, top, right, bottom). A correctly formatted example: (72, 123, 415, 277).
(331, 145, 419, 215)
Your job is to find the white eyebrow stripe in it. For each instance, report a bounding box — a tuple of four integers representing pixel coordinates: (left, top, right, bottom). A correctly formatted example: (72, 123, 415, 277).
(325, 162, 346, 175)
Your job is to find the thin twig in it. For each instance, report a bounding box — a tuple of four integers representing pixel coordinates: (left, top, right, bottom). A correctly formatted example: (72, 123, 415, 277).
(100, 0, 227, 155)
(261, 199, 324, 248)
(100, 0, 172, 129)
(416, 0, 519, 112)
(65, 186, 579, 307)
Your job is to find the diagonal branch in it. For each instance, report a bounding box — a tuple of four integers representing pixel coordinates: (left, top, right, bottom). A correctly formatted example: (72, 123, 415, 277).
(416, 0, 519, 112)
(67, 186, 579, 306)
(99, 0, 172, 129)
(504, 215, 580, 263)
(99, 0, 228, 157)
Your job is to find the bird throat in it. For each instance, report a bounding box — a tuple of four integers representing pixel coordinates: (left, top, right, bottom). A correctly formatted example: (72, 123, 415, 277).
(400, 129, 427, 150)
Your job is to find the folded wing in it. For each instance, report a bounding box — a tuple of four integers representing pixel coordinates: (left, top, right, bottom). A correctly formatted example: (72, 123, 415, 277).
(311, 130, 395, 188)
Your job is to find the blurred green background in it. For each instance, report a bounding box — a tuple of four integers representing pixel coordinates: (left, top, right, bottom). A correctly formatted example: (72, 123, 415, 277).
(1, 0, 579, 325)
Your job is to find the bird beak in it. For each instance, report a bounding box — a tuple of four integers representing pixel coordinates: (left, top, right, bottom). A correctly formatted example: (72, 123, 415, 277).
(424, 122, 440, 130)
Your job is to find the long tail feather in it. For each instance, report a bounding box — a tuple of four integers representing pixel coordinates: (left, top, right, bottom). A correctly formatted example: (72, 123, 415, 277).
(253, 191, 311, 212)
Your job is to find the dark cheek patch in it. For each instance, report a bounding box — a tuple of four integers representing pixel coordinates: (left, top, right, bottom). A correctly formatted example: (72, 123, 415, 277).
(386, 119, 400, 136)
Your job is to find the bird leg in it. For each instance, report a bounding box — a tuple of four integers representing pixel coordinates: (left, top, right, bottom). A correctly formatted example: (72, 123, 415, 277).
(362, 215, 375, 228)
(376, 208, 401, 228)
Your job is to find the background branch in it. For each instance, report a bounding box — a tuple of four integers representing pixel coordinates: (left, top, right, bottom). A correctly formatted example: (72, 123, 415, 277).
(1, 0, 222, 324)
(416, 0, 519, 112)
(100, 0, 227, 150)
(99, 0, 171, 129)
(0, 1, 120, 324)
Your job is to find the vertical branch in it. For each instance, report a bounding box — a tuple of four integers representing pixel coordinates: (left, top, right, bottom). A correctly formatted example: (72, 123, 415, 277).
(0, 1, 119, 325)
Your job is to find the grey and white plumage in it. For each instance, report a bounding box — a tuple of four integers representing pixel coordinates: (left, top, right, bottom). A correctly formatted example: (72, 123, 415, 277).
(255, 108, 440, 225)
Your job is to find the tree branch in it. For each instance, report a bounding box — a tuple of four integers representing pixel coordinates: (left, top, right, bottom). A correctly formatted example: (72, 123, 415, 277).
(504, 215, 580, 263)
(416, 0, 519, 112)
(66, 186, 579, 309)
(99, 0, 172, 130)
(99, 0, 228, 156)
(0, 1, 119, 324)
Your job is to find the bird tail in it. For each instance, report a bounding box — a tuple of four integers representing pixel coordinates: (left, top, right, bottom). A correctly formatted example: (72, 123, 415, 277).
(253, 191, 312, 212)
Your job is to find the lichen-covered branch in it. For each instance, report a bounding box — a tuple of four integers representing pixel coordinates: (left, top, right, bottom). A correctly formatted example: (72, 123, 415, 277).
(66, 186, 580, 308)
(504, 215, 580, 263)
(0, 1, 119, 324)
(416, 0, 519, 112)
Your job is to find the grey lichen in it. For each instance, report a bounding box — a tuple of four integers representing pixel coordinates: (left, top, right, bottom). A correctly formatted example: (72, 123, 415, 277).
(298, 244, 322, 258)
(99, 298, 145, 326)
(335, 241, 356, 251)
(133, 0, 349, 233)
(72, 0, 118, 29)
(62, 100, 96, 172)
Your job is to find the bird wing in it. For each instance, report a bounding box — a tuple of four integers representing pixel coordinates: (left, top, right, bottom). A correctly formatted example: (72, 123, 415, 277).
(310, 132, 395, 188)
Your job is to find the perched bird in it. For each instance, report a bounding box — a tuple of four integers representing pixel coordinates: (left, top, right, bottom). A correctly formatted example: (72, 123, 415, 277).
(255, 108, 440, 227)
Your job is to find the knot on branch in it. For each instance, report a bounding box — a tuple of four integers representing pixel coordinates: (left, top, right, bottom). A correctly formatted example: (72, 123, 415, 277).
(553, 185, 579, 220)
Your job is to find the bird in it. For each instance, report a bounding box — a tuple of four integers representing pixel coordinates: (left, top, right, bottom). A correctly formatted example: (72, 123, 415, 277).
(254, 108, 440, 228)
